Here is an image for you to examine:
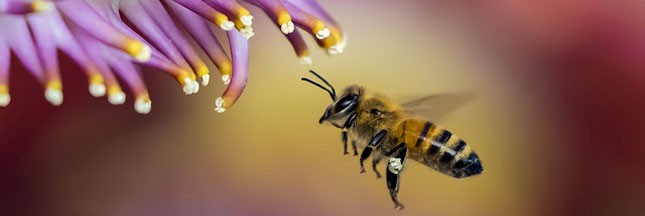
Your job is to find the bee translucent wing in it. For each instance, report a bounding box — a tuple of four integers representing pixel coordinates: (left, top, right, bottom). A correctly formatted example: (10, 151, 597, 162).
(402, 93, 476, 122)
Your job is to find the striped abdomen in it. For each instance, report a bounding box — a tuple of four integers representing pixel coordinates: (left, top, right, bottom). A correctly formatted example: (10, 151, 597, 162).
(395, 119, 483, 178)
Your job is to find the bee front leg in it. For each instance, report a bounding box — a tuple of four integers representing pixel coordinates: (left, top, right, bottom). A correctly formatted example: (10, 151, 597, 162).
(341, 112, 358, 155)
(359, 130, 388, 173)
(342, 130, 349, 155)
(386, 142, 408, 210)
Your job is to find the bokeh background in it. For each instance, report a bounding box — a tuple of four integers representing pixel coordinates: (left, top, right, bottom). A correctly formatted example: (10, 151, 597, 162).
(2, 0, 644, 215)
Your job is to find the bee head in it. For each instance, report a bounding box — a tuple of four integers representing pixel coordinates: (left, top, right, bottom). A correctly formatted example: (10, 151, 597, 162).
(301, 71, 362, 128)
(319, 85, 364, 128)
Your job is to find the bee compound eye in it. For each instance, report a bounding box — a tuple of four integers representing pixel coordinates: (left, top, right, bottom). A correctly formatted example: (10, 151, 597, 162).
(369, 109, 381, 115)
(334, 95, 357, 112)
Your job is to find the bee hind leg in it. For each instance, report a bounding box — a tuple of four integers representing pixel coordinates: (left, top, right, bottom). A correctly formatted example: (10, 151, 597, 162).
(386, 142, 408, 210)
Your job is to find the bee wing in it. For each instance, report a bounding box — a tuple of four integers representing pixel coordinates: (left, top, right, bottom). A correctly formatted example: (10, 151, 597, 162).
(401, 93, 476, 122)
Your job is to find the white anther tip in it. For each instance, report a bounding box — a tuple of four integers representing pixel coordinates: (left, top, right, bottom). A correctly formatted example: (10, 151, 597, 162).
(328, 45, 344, 55)
(89, 83, 106, 97)
(214, 97, 226, 113)
(182, 78, 194, 95)
(316, 28, 330, 39)
(281, 21, 295, 34)
(215, 97, 224, 107)
(108, 92, 126, 105)
(191, 80, 200, 94)
(240, 26, 255, 39)
(201, 74, 210, 86)
(45, 88, 63, 106)
(338, 34, 349, 51)
(135, 98, 152, 114)
(134, 44, 152, 62)
(0, 93, 10, 107)
(327, 48, 340, 55)
(220, 21, 235, 31)
(299, 56, 313, 65)
(221, 74, 231, 85)
(240, 15, 253, 26)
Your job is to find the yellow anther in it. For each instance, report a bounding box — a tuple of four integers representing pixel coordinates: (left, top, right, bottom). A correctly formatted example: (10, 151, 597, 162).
(125, 40, 151, 62)
(107, 85, 122, 96)
(195, 63, 210, 77)
(214, 12, 230, 27)
(32, 0, 54, 12)
(46, 80, 63, 91)
(219, 60, 232, 75)
(89, 73, 104, 85)
(277, 11, 292, 26)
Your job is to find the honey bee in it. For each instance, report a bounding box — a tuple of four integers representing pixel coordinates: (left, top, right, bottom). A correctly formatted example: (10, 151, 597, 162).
(302, 70, 484, 210)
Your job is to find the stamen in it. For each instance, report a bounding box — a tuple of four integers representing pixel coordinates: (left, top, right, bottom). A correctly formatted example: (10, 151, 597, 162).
(57, 0, 152, 62)
(216, 30, 249, 110)
(31, 0, 54, 12)
(203, 0, 253, 31)
(1, 0, 52, 14)
(171, 0, 234, 31)
(126, 40, 152, 62)
(45, 81, 63, 106)
(282, 2, 330, 40)
(0, 17, 45, 82)
(277, 11, 294, 34)
(316, 28, 330, 39)
(139, 0, 208, 81)
(107, 86, 126, 105)
(135, 96, 152, 114)
(0, 85, 9, 107)
(0, 36, 9, 107)
(89, 83, 107, 98)
(120, 0, 192, 70)
(71, 24, 124, 100)
(284, 30, 310, 62)
(168, 1, 233, 82)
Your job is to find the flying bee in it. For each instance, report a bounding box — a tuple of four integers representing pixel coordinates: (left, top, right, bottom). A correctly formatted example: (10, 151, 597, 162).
(301, 70, 484, 210)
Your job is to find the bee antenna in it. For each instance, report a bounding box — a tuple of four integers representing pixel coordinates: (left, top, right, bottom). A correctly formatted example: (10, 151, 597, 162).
(301, 78, 337, 101)
(308, 70, 337, 99)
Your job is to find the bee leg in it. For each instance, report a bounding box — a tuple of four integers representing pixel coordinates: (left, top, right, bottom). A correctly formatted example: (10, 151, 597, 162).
(372, 154, 383, 178)
(342, 130, 349, 155)
(359, 148, 371, 173)
(351, 140, 359, 156)
(359, 130, 388, 173)
(386, 142, 408, 210)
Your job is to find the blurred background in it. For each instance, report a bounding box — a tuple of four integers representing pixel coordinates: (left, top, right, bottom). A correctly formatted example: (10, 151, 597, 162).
(1, 0, 644, 215)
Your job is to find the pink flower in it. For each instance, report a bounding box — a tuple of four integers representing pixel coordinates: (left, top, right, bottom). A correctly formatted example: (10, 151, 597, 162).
(0, 0, 345, 113)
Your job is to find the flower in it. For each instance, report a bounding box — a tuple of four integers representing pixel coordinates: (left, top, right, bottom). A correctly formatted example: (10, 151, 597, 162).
(0, 0, 346, 113)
